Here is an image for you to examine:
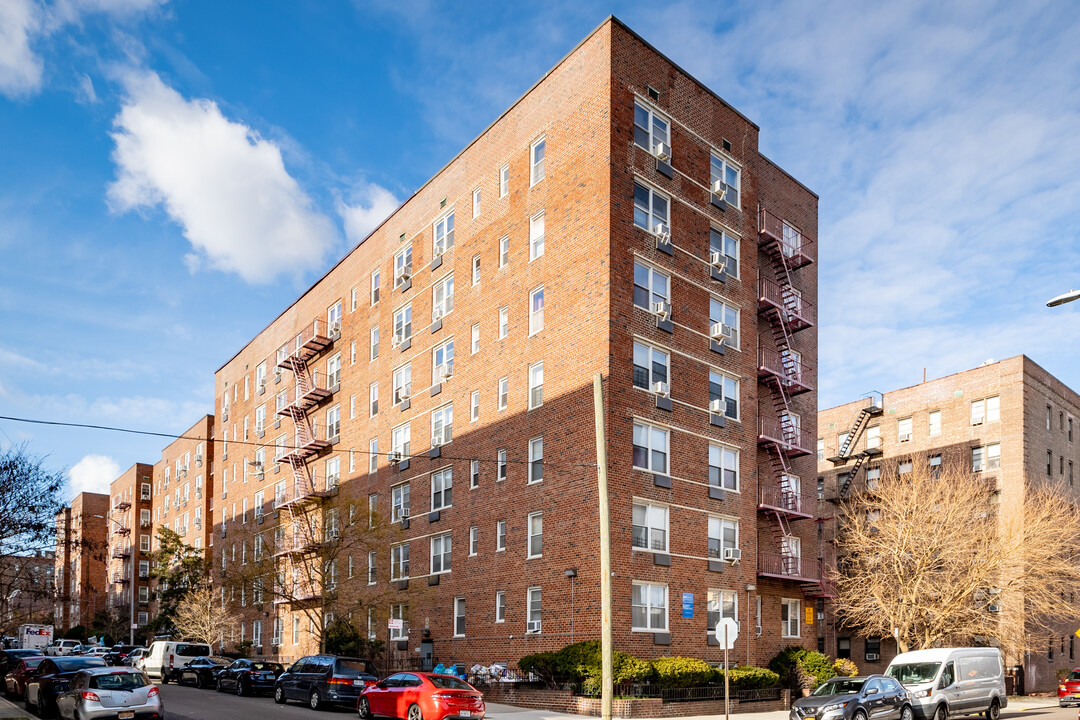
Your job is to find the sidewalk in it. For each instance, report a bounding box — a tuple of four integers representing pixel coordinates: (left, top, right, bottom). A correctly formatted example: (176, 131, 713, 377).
(1007, 696, 1066, 710)
(486, 701, 790, 720)
(0, 694, 29, 720)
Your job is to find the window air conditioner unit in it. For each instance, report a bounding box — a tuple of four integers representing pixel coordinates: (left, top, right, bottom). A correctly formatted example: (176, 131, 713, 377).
(653, 142, 670, 161)
(330, 320, 341, 338)
(388, 451, 402, 464)
(710, 322, 732, 340)
(899, 433, 912, 443)
(400, 271, 411, 283)
(257, 515, 264, 525)
(434, 246, 445, 258)
(755, 625, 762, 637)
(222, 409, 229, 421)
(433, 309, 443, 321)
(652, 301, 671, 320)
(711, 180, 727, 196)
(257, 381, 266, 392)
(195, 453, 203, 467)
(652, 381, 669, 397)
(527, 620, 542, 634)
(710, 399, 723, 414)
(399, 507, 410, 518)
(709, 251, 727, 271)
(866, 653, 880, 662)
(652, 222, 670, 241)
(972, 416, 984, 425)
(723, 547, 741, 562)
(392, 334, 403, 347)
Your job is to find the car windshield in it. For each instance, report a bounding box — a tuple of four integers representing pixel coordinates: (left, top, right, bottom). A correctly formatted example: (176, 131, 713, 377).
(1069, 671, 1080, 681)
(252, 662, 283, 672)
(56, 658, 106, 669)
(887, 663, 942, 685)
(90, 673, 148, 690)
(208, 657, 231, 666)
(336, 659, 376, 675)
(23, 658, 45, 669)
(175, 644, 210, 657)
(429, 676, 473, 691)
(813, 679, 865, 696)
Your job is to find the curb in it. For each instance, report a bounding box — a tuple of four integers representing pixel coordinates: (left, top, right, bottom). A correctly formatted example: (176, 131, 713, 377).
(0, 693, 30, 720)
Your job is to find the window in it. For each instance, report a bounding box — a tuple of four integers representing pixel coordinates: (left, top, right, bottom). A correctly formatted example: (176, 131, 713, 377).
(371, 270, 381, 304)
(327, 405, 341, 441)
(471, 323, 480, 354)
(529, 437, 543, 483)
(390, 543, 410, 580)
(369, 382, 379, 417)
(495, 591, 506, 622)
(865, 637, 882, 662)
(394, 245, 412, 287)
(369, 326, 379, 360)
(633, 262, 669, 311)
(929, 454, 942, 479)
(255, 405, 266, 435)
(816, 438, 825, 461)
(1048, 449, 1053, 475)
(391, 483, 410, 522)
(1048, 404, 1053, 430)
(707, 589, 737, 636)
(972, 446, 986, 472)
(530, 211, 545, 259)
(529, 286, 544, 335)
(527, 512, 543, 558)
(430, 533, 452, 574)
(632, 342, 669, 391)
(929, 410, 941, 436)
(369, 438, 378, 474)
(781, 599, 801, 637)
(498, 377, 508, 410)
(389, 604, 407, 640)
(709, 445, 739, 491)
(987, 443, 1001, 470)
(709, 228, 739, 278)
(393, 304, 412, 345)
(866, 425, 880, 450)
(1070, 460, 1074, 486)
(471, 254, 480, 285)
(632, 422, 669, 474)
(368, 494, 378, 527)
(709, 152, 741, 207)
(633, 101, 670, 156)
(709, 298, 739, 349)
(528, 361, 543, 408)
(527, 586, 542, 631)
(393, 364, 412, 405)
(971, 399, 985, 424)
(368, 551, 377, 585)
(632, 501, 668, 551)
(709, 371, 739, 420)
(431, 468, 453, 511)
(898, 460, 912, 475)
(631, 582, 667, 631)
(987, 396, 1000, 422)
(470, 460, 479, 488)
(499, 306, 509, 338)
(469, 526, 478, 556)
(497, 449, 507, 481)
(431, 404, 453, 446)
(432, 340, 454, 384)
(708, 516, 738, 559)
(471, 390, 480, 422)
(530, 137, 545, 186)
(255, 361, 267, 393)
(433, 274, 454, 320)
(499, 164, 509, 197)
(633, 182, 669, 234)
(351, 287, 359, 312)
(391, 423, 410, 459)
(453, 597, 466, 637)
(496, 520, 506, 550)
(499, 235, 509, 267)
(472, 188, 481, 218)
(898, 417, 913, 442)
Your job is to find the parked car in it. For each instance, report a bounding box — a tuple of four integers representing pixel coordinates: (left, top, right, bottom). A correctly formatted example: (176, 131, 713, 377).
(68, 644, 91, 656)
(0, 648, 43, 678)
(273, 655, 378, 710)
(791, 675, 912, 720)
(4, 656, 46, 699)
(359, 672, 486, 720)
(55, 666, 163, 720)
(1057, 669, 1080, 706)
(103, 645, 141, 666)
(127, 648, 148, 669)
(216, 659, 285, 696)
(142, 640, 212, 683)
(85, 647, 111, 659)
(178, 656, 231, 689)
(44, 640, 81, 657)
(886, 647, 1007, 720)
(24, 656, 107, 717)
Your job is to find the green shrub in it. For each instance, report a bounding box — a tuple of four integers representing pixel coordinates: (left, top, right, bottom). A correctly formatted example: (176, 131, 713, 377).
(801, 651, 835, 688)
(833, 658, 859, 677)
(614, 654, 655, 684)
(720, 666, 781, 692)
(518, 651, 560, 686)
(651, 657, 718, 688)
(768, 647, 837, 690)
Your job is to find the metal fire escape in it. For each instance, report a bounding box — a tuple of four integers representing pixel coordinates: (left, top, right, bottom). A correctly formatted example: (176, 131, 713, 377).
(826, 392, 884, 499)
(755, 208, 827, 596)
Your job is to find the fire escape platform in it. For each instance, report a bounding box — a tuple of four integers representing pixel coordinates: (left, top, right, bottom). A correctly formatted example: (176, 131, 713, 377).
(277, 334, 333, 370)
(757, 422, 813, 457)
(757, 279, 815, 332)
(757, 491, 814, 521)
(757, 352, 814, 396)
(757, 552, 821, 583)
(277, 387, 333, 417)
(758, 209, 815, 269)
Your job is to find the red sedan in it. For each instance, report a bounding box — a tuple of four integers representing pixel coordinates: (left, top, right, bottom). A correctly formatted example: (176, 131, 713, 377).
(358, 672, 484, 720)
(1059, 668, 1080, 706)
(4, 656, 46, 699)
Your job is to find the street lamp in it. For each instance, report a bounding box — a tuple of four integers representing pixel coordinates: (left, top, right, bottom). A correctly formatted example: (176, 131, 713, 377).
(1047, 289, 1080, 307)
(92, 514, 136, 645)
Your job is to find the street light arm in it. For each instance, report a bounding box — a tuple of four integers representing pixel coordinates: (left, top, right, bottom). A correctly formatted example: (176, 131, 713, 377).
(1047, 289, 1080, 307)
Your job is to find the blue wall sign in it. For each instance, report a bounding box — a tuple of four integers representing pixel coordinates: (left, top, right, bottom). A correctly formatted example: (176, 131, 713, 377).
(682, 592, 694, 618)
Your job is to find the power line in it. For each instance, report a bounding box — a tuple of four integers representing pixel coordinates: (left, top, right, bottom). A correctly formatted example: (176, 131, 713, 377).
(0, 414, 600, 471)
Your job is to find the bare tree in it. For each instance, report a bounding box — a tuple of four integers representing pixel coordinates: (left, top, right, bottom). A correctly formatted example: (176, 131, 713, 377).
(0, 444, 65, 554)
(172, 582, 238, 649)
(832, 457, 1080, 661)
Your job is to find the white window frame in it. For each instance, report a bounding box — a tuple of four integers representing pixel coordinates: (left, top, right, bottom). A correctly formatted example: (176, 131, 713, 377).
(391, 423, 411, 459)
(633, 342, 669, 392)
(530, 136, 545, 186)
(471, 390, 480, 422)
(430, 533, 452, 575)
(472, 187, 481, 219)
(529, 286, 544, 335)
(370, 326, 379, 360)
(498, 377, 508, 410)
(431, 403, 453, 447)
(709, 152, 741, 209)
(530, 211, 545, 260)
(708, 516, 739, 560)
(369, 438, 378, 474)
(898, 416, 913, 442)
(631, 501, 669, 552)
(527, 512, 543, 558)
(390, 543, 409, 581)
(393, 364, 412, 405)
(495, 591, 506, 622)
(928, 410, 941, 436)
(632, 422, 669, 474)
(528, 361, 543, 409)
(781, 598, 801, 638)
(432, 340, 454, 384)
(371, 269, 381, 305)
(709, 227, 740, 279)
(709, 444, 739, 491)
(528, 436, 543, 484)
(469, 526, 478, 556)
(499, 235, 509, 267)
(431, 467, 453, 511)
(472, 254, 481, 286)
(471, 323, 480, 354)
(633, 181, 669, 234)
(370, 382, 379, 417)
(631, 581, 668, 632)
(497, 449, 507, 481)
(433, 211, 455, 257)
(454, 597, 466, 637)
(526, 586, 542, 632)
(392, 304, 412, 345)
(707, 589, 739, 637)
(633, 261, 670, 310)
(709, 371, 739, 421)
(499, 164, 509, 197)
(499, 306, 509, 338)
(633, 100, 670, 157)
(470, 459, 479, 489)
(391, 482, 410, 523)
(394, 245, 412, 287)
(496, 519, 506, 551)
(433, 274, 454, 321)
(709, 297, 740, 350)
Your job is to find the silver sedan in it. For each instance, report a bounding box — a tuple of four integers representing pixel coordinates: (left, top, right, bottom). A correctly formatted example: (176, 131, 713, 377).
(55, 667, 164, 720)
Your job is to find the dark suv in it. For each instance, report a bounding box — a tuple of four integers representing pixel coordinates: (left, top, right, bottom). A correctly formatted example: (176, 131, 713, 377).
(273, 655, 378, 710)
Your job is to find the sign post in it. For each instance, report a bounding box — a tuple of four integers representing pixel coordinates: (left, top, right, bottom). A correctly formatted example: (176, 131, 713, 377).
(716, 618, 739, 720)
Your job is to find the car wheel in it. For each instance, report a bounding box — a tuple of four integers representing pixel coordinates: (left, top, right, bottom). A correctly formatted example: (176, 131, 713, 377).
(274, 685, 287, 704)
(161, 672, 170, 684)
(25, 691, 36, 715)
(853, 710, 867, 720)
(358, 697, 372, 719)
(195, 673, 205, 689)
(986, 700, 1000, 720)
(236, 678, 247, 697)
(933, 704, 948, 720)
(310, 689, 323, 711)
(901, 705, 914, 720)
(407, 702, 423, 720)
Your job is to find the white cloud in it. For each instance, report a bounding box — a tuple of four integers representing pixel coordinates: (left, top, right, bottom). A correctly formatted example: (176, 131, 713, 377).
(107, 71, 339, 284)
(67, 454, 120, 498)
(75, 72, 97, 104)
(338, 182, 400, 245)
(0, 0, 43, 98)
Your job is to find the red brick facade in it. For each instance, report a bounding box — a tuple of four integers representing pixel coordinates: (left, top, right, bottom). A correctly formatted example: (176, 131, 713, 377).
(54, 492, 109, 632)
(106, 463, 155, 632)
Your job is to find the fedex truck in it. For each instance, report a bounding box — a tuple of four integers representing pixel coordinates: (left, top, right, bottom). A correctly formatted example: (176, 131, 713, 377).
(18, 624, 53, 651)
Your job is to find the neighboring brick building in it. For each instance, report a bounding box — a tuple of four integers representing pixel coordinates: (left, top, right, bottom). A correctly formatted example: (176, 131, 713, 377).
(106, 463, 155, 633)
(53, 492, 109, 632)
(817, 355, 1080, 692)
(0, 551, 55, 634)
(212, 17, 819, 669)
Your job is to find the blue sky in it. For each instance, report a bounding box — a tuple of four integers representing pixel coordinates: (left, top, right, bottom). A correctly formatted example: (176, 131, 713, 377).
(2, 0, 1079, 499)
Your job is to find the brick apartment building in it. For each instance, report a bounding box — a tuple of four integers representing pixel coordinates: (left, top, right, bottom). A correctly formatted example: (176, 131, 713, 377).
(817, 355, 1080, 693)
(53, 492, 109, 631)
(106, 463, 155, 632)
(0, 551, 55, 635)
(212, 16, 820, 669)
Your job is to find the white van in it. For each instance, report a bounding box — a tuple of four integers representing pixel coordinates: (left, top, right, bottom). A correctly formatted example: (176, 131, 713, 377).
(142, 640, 212, 683)
(886, 648, 1007, 720)
(43, 639, 81, 656)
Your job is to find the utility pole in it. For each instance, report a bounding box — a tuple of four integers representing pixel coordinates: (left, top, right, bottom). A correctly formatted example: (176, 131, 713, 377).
(593, 374, 613, 720)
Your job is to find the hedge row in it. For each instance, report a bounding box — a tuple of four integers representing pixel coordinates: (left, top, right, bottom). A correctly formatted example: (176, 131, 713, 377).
(767, 646, 859, 690)
(517, 641, 780, 691)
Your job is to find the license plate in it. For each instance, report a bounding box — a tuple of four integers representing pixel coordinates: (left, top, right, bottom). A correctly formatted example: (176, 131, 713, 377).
(353, 679, 364, 686)
(119, 713, 135, 720)
(460, 712, 472, 717)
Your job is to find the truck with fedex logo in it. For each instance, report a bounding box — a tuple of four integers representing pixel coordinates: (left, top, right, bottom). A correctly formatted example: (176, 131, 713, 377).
(18, 624, 53, 651)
